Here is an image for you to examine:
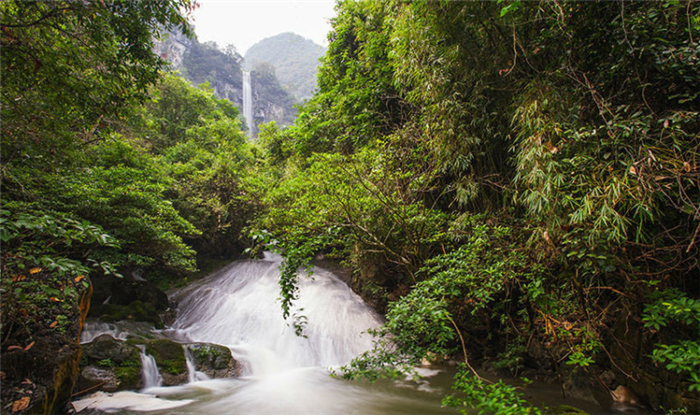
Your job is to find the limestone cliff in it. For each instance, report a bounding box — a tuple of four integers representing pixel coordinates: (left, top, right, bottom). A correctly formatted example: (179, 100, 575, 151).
(155, 30, 297, 137)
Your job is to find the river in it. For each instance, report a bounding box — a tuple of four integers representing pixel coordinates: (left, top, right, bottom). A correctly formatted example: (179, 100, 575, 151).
(73, 253, 652, 414)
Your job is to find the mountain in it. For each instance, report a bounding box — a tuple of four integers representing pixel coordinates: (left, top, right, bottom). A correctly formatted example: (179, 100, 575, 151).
(154, 31, 297, 136)
(244, 32, 326, 100)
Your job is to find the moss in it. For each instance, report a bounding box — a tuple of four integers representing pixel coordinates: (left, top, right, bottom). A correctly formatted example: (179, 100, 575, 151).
(146, 339, 186, 376)
(114, 367, 141, 390)
(188, 343, 233, 371)
(193, 346, 225, 367)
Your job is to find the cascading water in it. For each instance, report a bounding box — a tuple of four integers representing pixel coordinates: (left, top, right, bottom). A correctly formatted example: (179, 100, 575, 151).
(184, 347, 209, 383)
(72, 253, 455, 414)
(137, 346, 163, 389)
(242, 71, 253, 137)
(80, 321, 156, 344)
(168, 252, 382, 372)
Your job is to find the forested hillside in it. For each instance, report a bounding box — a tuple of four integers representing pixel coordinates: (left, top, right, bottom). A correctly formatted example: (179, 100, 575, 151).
(252, 0, 700, 412)
(244, 32, 326, 100)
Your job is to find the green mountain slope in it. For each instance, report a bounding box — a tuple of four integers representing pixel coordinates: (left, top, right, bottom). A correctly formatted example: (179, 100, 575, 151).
(244, 32, 326, 100)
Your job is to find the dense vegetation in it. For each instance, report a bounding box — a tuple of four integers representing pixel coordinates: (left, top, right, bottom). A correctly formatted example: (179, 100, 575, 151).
(252, 0, 700, 412)
(244, 32, 326, 100)
(182, 39, 244, 97)
(1, 1, 256, 411)
(1, 0, 699, 413)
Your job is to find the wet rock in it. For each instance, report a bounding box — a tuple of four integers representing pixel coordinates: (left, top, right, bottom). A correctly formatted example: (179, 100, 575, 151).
(612, 385, 641, 405)
(545, 405, 589, 414)
(76, 367, 119, 393)
(77, 335, 144, 393)
(89, 271, 169, 327)
(145, 339, 188, 386)
(83, 334, 141, 364)
(186, 343, 240, 378)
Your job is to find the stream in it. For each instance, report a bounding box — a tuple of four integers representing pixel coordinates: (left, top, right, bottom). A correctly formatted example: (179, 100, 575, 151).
(72, 253, 653, 414)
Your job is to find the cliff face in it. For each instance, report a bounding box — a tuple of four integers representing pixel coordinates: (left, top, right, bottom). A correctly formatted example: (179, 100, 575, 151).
(155, 31, 297, 137)
(251, 66, 297, 133)
(154, 30, 191, 69)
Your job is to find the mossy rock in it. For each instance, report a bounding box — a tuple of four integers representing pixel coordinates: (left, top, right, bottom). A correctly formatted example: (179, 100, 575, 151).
(113, 367, 142, 390)
(82, 334, 141, 365)
(188, 343, 229, 370)
(98, 301, 163, 328)
(545, 405, 589, 415)
(76, 335, 144, 393)
(186, 343, 240, 378)
(145, 339, 187, 386)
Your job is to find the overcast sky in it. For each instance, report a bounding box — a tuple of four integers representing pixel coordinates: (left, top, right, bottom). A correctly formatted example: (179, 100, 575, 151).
(190, 1, 337, 56)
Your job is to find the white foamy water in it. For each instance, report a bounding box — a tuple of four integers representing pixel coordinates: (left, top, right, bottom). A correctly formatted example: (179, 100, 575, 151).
(167, 252, 382, 373)
(73, 253, 454, 414)
(136, 345, 163, 390)
(242, 71, 253, 136)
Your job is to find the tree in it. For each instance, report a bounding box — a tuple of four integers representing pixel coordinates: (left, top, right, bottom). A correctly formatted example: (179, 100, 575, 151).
(1, 1, 200, 411)
(1, 0, 196, 164)
(252, 0, 700, 411)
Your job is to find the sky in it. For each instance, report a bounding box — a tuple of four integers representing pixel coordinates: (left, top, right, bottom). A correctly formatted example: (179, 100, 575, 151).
(190, 1, 337, 56)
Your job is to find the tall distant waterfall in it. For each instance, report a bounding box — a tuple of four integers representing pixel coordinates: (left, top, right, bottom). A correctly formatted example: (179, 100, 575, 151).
(242, 71, 253, 137)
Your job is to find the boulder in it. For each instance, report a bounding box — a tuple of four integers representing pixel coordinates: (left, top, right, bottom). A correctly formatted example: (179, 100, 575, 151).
(76, 366, 119, 393)
(145, 339, 187, 386)
(83, 334, 141, 364)
(75, 335, 143, 394)
(186, 343, 240, 378)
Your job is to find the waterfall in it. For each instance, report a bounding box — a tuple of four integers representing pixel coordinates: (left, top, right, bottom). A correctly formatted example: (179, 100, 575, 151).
(184, 347, 209, 383)
(137, 345, 163, 389)
(80, 322, 127, 343)
(168, 252, 383, 373)
(72, 254, 454, 414)
(242, 71, 253, 137)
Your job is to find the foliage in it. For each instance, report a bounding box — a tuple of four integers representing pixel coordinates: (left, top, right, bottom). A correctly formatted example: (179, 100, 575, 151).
(0, 2, 262, 412)
(290, 0, 403, 155)
(251, 0, 700, 411)
(183, 40, 243, 91)
(0, 207, 99, 347)
(335, 217, 548, 413)
(643, 290, 700, 391)
(137, 74, 256, 259)
(443, 367, 542, 415)
(1, 0, 196, 165)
